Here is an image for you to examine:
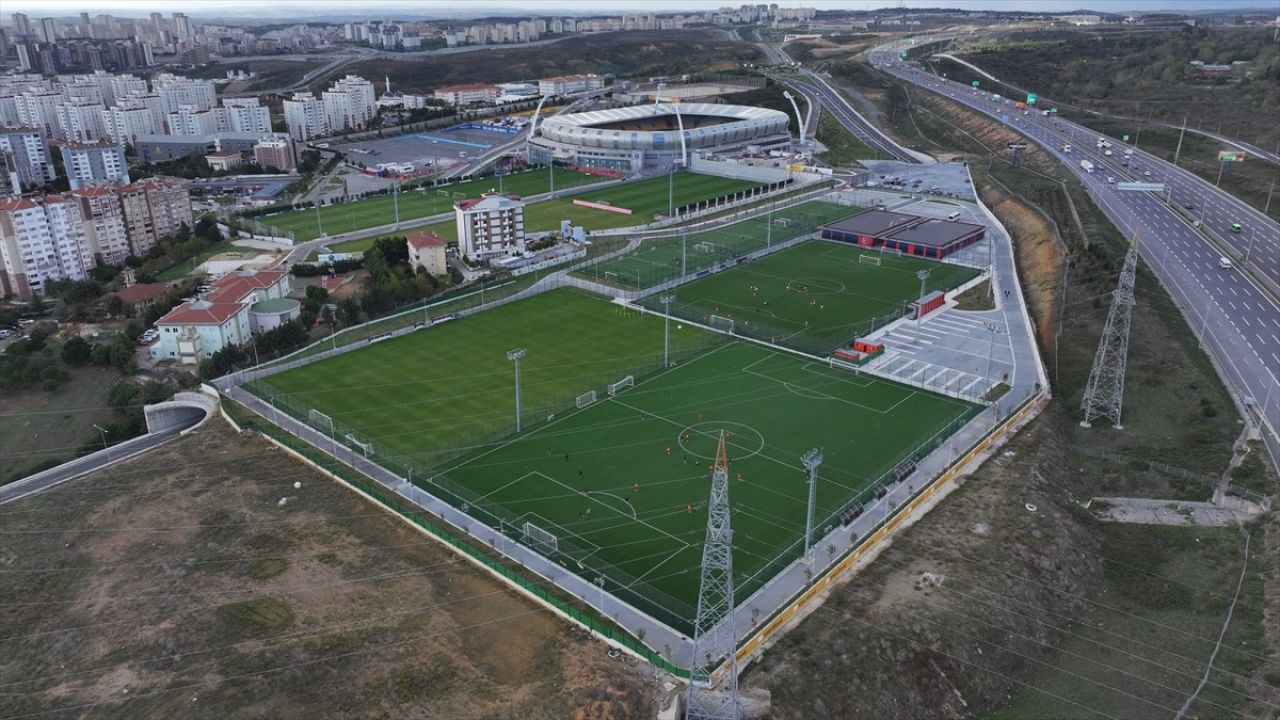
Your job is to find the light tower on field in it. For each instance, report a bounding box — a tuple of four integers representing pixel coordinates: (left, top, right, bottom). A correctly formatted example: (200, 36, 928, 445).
(686, 431, 740, 720)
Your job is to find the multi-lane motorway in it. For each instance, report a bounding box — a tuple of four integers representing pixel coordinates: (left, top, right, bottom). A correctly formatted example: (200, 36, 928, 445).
(864, 38, 1279, 453)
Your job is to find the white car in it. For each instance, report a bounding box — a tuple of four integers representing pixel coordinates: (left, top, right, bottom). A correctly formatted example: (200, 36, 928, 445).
(1218, 257, 1233, 269)
(1106, 177, 1115, 184)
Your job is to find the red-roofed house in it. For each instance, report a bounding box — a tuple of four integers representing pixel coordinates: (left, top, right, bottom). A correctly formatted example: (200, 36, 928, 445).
(406, 230, 447, 275)
(152, 269, 291, 364)
(454, 192, 525, 262)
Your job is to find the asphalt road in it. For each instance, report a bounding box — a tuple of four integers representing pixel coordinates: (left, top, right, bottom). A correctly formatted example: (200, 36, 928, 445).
(0, 418, 200, 505)
(867, 38, 1280, 451)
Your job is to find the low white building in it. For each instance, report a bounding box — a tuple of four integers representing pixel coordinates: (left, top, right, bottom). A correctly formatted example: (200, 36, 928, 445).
(454, 192, 525, 261)
(406, 229, 448, 275)
(433, 83, 499, 106)
(152, 269, 291, 364)
(537, 74, 605, 96)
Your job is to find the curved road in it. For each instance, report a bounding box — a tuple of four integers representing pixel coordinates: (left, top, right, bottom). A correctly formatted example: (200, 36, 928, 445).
(868, 37, 1279, 457)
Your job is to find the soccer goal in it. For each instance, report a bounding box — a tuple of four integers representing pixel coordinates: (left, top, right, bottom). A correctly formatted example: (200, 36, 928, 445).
(345, 433, 374, 457)
(452, 191, 467, 200)
(436, 189, 451, 198)
(603, 271, 619, 283)
(608, 375, 634, 396)
(522, 521, 559, 552)
(709, 315, 735, 334)
(693, 241, 722, 254)
(773, 217, 792, 227)
(576, 390, 598, 408)
(308, 409, 334, 433)
(858, 254, 882, 267)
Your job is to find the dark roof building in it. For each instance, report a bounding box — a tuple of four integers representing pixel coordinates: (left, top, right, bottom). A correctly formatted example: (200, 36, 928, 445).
(882, 218, 986, 259)
(820, 209, 924, 246)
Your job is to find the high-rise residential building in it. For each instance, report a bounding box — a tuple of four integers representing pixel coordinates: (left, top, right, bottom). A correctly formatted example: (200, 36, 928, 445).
(253, 137, 295, 171)
(151, 73, 217, 113)
(453, 192, 526, 261)
(55, 98, 108, 143)
(282, 92, 327, 141)
(11, 13, 35, 38)
(69, 185, 130, 265)
(39, 17, 57, 43)
(172, 13, 191, 39)
(321, 75, 376, 134)
(0, 195, 92, 300)
(15, 90, 64, 139)
(0, 128, 56, 195)
(167, 105, 223, 136)
(99, 105, 160, 146)
(109, 74, 148, 100)
(118, 177, 192, 255)
(60, 142, 129, 190)
(221, 98, 271, 134)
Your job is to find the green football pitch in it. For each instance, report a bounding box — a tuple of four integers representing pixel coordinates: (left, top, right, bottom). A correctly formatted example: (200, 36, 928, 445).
(249, 289, 979, 631)
(638, 240, 982, 354)
(577, 200, 856, 289)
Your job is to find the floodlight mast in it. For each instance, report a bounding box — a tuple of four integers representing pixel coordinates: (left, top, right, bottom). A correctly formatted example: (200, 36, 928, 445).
(507, 348, 527, 432)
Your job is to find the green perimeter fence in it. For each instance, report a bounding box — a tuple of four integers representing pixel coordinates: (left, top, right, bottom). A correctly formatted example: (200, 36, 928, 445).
(220, 398, 689, 675)
(573, 200, 857, 291)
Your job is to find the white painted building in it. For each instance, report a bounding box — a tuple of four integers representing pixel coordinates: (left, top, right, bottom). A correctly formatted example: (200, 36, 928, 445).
(322, 75, 376, 133)
(537, 74, 606, 96)
(454, 192, 526, 261)
(433, 83, 500, 106)
(15, 90, 65, 139)
(166, 105, 223, 136)
(0, 128, 56, 195)
(100, 104, 160, 145)
(151, 73, 217, 113)
(60, 142, 129, 190)
(152, 269, 291, 364)
(69, 185, 131, 265)
(282, 91, 328, 141)
(221, 98, 271, 134)
(0, 195, 92, 299)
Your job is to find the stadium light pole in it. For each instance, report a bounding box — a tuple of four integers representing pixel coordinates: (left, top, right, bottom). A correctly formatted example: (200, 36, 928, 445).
(314, 202, 324, 238)
(393, 179, 400, 229)
(595, 576, 607, 618)
(801, 448, 823, 564)
(660, 294, 675, 367)
(915, 269, 931, 326)
(507, 348, 527, 432)
(984, 321, 1002, 391)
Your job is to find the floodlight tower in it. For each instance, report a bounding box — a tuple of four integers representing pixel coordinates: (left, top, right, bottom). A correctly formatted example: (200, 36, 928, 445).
(800, 448, 822, 563)
(1081, 232, 1140, 429)
(507, 348, 527, 432)
(686, 431, 740, 720)
(660, 295, 676, 367)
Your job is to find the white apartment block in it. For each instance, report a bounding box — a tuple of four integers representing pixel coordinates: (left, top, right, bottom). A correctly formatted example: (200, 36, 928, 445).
(167, 105, 223, 136)
(221, 98, 271, 134)
(0, 128, 56, 195)
(454, 192, 526, 261)
(322, 75, 376, 133)
(61, 143, 129, 190)
(0, 196, 92, 300)
(151, 74, 217, 113)
(433, 83, 500, 106)
(15, 91, 65, 139)
(282, 92, 328, 141)
(537, 74, 606, 96)
(109, 75, 149, 101)
(99, 105, 160, 145)
(56, 99, 109, 143)
(0, 95, 21, 127)
(70, 185, 130, 265)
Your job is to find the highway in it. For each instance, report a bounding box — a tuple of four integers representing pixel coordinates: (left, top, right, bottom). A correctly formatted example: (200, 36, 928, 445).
(780, 73, 924, 164)
(866, 38, 1280, 454)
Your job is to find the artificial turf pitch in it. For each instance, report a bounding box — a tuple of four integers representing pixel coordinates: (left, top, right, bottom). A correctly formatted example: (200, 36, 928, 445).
(640, 240, 982, 354)
(251, 289, 979, 630)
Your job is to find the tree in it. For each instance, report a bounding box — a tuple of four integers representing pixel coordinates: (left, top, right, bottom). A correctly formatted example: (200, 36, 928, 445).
(60, 336, 91, 365)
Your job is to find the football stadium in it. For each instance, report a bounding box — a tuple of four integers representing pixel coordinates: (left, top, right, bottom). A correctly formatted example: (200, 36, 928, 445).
(528, 103, 793, 173)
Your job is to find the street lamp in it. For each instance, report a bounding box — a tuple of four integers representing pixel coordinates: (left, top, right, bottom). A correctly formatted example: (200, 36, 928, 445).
(507, 348, 527, 432)
(660, 295, 675, 367)
(93, 424, 109, 459)
(595, 575, 607, 617)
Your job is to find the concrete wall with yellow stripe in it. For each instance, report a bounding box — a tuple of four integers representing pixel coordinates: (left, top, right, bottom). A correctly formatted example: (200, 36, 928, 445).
(730, 391, 1050, 673)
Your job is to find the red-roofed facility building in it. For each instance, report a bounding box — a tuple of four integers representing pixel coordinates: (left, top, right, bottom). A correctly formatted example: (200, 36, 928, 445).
(454, 192, 525, 262)
(152, 269, 291, 364)
(433, 83, 500, 106)
(406, 230, 448, 275)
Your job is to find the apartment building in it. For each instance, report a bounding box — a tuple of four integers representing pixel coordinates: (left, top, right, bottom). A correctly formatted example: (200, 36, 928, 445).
(454, 192, 525, 261)
(282, 91, 328, 141)
(0, 128, 56, 195)
(60, 142, 129, 190)
(0, 195, 92, 299)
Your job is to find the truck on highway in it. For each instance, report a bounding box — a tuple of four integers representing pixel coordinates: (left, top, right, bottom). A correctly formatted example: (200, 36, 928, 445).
(1080, 160, 1095, 174)
(1015, 101, 1027, 110)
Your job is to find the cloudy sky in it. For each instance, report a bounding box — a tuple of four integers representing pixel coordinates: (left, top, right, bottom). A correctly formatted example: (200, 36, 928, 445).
(4, 0, 1265, 18)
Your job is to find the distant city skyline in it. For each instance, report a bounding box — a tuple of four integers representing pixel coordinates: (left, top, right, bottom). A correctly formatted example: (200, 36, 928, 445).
(4, 0, 1271, 20)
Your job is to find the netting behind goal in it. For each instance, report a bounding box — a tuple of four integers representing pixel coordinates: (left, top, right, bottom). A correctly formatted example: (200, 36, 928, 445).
(858, 254, 881, 266)
(576, 390, 597, 408)
(693, 241, 721, 254)
(709, 315, 735, 334)
(522, 521, 558, 552)
(308, 409, 333, 432)
(608, 375, 634, 396)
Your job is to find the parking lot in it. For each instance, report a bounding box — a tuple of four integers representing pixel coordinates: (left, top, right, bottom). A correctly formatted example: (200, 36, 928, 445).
(861, 159, 976, 200)
(334, 123, 521, 174)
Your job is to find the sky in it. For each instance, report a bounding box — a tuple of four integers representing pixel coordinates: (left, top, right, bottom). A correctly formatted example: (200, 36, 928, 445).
(4, 0, 1270, 18)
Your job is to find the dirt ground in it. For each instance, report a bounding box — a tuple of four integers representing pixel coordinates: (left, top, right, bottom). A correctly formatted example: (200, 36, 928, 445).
(0, 419, 657, 719)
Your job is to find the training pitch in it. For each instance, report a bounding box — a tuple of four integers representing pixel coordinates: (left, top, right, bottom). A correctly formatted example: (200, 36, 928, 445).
(639, 240, 982, 354)
(250, 290, 979, 631)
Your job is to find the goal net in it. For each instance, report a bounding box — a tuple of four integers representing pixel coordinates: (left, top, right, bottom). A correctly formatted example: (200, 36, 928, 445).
(608, 375, 634, 396)
(773, 217, 792, 227)
(693, 241, 721, 254)
(452, 191, 467, 199)
(345, 433, 374, 457)
(709, 315, 735, 334)
(576, 390, 598, 408)
(522, 521, 558, 552)
(308, 409, 333, 432)
(858, 254, 882, 267)
(436, 189, 451, 197)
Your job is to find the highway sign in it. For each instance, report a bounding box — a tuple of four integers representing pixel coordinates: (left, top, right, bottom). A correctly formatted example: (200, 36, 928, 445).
(1116, 182, 1166, 192)
(1123, 134, 1130, 142)
(899, 51, 907, 59)
(971, 80, 980, 87)
(1217, 151, 1246, 162)
(1050, 107, 1058, 114)
(1026, 93, 1037, 105)
(1006, 142, 1028, 150)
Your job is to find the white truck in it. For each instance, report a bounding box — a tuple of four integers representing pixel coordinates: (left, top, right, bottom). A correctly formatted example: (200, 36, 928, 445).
(1080, 159, 1095, 174)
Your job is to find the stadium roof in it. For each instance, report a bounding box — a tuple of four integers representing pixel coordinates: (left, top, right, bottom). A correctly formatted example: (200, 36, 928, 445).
(884, 218, 985, 248)
(822, 209, 923, 237)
